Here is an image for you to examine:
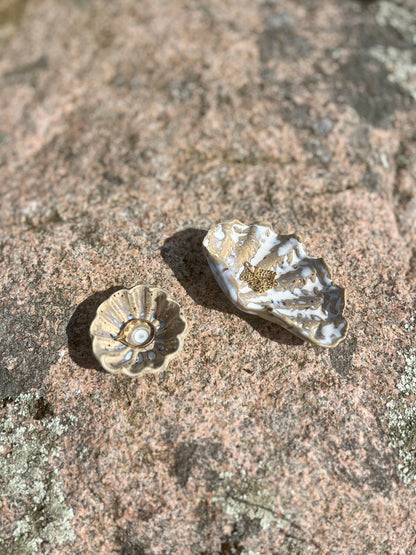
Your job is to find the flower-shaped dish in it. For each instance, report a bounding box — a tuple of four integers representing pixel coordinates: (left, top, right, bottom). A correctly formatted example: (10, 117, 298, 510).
(90, 285, 187, 376)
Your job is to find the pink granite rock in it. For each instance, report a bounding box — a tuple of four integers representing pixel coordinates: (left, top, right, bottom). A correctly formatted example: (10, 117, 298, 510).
(1, 0, 416, 553)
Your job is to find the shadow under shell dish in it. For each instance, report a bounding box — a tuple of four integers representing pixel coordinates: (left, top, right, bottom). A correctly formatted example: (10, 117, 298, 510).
(203, 220, 348, 348)
(90, 285, 187, 376)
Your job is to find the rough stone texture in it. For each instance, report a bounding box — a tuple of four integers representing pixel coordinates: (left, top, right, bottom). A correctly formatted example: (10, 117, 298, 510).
(1, 0, 416, 553)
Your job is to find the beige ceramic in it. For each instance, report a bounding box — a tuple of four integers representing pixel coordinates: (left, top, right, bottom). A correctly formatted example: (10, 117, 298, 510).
(203, 220, 348, 348)
(90, 285, 187, 376)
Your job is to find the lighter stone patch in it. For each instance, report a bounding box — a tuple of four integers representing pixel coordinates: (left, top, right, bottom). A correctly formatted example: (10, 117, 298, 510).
(212, 471, 276, 531)
(370, 2, 416, 102)
(376, 1, 416, 45)
(0, 392, 76, 553)
(369, 46, 416, 101)
(386, 311, 416, 488)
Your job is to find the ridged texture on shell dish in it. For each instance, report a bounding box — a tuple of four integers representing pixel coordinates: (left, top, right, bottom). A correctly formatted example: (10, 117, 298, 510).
(203, 220, 348, 348)
(90, 285, 187, 376)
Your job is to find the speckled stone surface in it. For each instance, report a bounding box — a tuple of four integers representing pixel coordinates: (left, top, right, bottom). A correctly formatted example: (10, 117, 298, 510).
(1, 0, 416, 553)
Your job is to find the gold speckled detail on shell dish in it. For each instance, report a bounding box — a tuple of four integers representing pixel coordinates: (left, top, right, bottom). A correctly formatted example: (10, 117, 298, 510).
(90, 285, 187, 376)
(203, 220, 348, 348)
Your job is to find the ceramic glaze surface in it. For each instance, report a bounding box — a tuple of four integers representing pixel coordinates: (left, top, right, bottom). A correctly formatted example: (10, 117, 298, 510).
(203, 220, 348, 347)
(90, 285, 187, 376)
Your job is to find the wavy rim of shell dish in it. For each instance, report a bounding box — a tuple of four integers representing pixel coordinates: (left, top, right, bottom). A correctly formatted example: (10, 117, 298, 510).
(202, 219, 348, 348)
(90, 284, 188, 377)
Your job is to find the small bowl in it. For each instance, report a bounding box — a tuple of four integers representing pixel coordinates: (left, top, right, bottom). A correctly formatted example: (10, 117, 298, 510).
(203, 220, 348, 347)
(90, 285, 187, 376)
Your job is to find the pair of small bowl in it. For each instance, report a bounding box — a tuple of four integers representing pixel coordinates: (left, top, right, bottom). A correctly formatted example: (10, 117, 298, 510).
(90, 220, 348, 377)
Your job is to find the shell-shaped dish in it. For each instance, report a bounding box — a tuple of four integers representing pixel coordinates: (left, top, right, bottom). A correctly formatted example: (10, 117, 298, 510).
(203, 220, 348, 348)
(90, 285, 187, 376)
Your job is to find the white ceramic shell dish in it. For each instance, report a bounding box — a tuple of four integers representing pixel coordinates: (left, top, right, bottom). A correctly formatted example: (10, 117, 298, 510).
(203, 220, 348, 348)
(90, 285, 187, 376)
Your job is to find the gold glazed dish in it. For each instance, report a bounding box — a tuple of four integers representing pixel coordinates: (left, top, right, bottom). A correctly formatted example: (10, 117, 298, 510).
(90, 285, 187, 376)
(203, 220, 348, 348)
